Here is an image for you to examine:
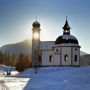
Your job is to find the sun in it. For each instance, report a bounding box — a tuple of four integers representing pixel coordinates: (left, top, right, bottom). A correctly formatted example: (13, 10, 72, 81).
(34, 32, 39, 39)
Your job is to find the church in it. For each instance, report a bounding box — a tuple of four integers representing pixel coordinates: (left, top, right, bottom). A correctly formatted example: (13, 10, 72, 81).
(32, 18, 81, 67)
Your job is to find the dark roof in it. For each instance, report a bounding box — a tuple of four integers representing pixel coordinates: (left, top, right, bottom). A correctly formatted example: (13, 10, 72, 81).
(63, 19, 71, 30)
(55, 35, 78, 44)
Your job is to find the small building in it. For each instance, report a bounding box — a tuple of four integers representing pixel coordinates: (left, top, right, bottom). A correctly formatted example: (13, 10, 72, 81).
(32, 18, 81, 67)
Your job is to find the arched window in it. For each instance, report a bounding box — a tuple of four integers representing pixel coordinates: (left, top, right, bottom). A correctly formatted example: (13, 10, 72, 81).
(39, 55, 41, 64)
(49, 55, 53, 62)
(64, 55, 68, 62)
(75, 48, 77, 51)
(56, 49, 59, 52)
(75, 55, 77, 62)
(64, 30, 70, 33)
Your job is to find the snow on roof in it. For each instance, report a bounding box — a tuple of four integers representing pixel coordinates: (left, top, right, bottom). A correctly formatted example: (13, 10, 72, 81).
(40, 41, 80, 50)
(55, 43, 80, 47)
(61, 34, 78, 40)
(40, 41, 55, 50)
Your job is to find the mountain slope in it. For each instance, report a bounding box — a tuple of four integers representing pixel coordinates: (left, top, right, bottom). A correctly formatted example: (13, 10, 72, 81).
(0, 39, 32, 57)
(80, 51, 88, 56)
(0, 39, 88, 57)
(80, 54, 90, 66)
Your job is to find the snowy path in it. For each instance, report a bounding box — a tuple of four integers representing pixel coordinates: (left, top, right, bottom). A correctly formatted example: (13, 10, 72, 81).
(0, 80, 9, 90)
(0, 66, 29, 90)
(0, 76, 29, 90)
(0, 70, 9, 90)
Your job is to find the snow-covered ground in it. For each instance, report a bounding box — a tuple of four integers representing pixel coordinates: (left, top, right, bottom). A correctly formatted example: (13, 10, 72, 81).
(0, 66, 90, 90)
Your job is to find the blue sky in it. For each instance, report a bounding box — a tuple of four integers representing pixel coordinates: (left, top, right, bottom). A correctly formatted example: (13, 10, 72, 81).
(0, 0, 90, 53)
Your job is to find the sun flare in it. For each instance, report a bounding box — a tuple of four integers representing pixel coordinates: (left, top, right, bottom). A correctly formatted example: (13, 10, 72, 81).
(34, 32, 39, 39)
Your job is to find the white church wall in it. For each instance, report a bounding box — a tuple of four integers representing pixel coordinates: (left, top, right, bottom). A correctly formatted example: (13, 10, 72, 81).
(54, 47, 60, 52)
(42, 50, 60, 66)
(40, 41, 80, 66)
(61, 47, 71, 65)
(54, 54, 60, 65)
(40, 41, 55, 50)
(42, 50, 53, 66)
(54, 47, 60, 65)
(72, 47, 80, 66)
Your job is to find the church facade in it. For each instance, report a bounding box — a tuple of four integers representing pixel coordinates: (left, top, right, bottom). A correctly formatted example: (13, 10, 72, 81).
(32, 18, 80, 67)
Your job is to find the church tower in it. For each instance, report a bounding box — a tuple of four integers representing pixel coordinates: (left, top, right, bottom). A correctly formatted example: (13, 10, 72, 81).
(55, 17, 80, 66)
(32, 20, 41, 67)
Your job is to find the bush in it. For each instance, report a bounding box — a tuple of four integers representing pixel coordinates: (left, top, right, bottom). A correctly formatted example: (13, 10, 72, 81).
(15, 54, 31, 72)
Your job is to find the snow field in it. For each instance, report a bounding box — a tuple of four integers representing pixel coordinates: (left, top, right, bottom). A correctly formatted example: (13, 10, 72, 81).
(0, 66, 90, 90)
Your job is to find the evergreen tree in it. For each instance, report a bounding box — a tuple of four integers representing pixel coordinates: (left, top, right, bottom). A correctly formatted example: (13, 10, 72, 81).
(15, 54, 31, 72)
(0, 51, 3, 64)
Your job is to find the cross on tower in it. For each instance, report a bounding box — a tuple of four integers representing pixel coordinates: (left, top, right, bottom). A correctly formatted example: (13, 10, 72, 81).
(36, 17, 37, 21)
(66, 16, 68, 20)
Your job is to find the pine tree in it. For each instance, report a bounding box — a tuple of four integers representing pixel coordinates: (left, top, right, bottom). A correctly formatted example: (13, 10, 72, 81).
(15, 54, 31, 72)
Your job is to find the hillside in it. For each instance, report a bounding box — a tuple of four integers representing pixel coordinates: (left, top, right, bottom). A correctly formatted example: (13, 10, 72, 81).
(80, 54, 90, 66)
(0, 39, 88, 57)
(0, 39, 32, 57)
(80, 51, 88, 56)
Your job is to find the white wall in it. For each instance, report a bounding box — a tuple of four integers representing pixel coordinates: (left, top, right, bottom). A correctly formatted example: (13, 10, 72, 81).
(42, 50, 60, 66)
(42, 50, 53, 66)
(41, 46, 80, 66)
(54, 54, 60, 65)
(72, 47, 80, 66)
(61, 47, 71, 65)
(54, 47, 60, 65)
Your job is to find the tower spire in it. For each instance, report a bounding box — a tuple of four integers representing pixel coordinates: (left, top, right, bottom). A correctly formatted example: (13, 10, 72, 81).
(36, 17, 37, 21)
(63, 17, 71, 34)
(66, 16, 67, 20)
(63, 16, 71, 30)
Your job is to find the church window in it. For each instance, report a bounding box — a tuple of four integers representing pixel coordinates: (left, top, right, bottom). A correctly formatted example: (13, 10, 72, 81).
(64, 30, 70, 33)
(75, 55, 77, 62)
(56, 49, 59, 52)
(52, 47, 54, 50)
(75, 48, 77, 51)
(39, 55, 41, 63)
(49, 55, 53, 62)
(64, 55, 68, 62)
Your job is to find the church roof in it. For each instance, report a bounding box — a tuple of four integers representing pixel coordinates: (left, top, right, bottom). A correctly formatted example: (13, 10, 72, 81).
(40, 41, 55, 50)
(55, 34, 79, 45)
(40, 40, 79, 51)
(55, 43, 80, 47)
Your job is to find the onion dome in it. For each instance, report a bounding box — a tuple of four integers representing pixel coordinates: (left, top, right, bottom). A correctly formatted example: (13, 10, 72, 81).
(55, 34, 78, 44)
(55, 17, 79, 45)
(32, 21, 40, 28)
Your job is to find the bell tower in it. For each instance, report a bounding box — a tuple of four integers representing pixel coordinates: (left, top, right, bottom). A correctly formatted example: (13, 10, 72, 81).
(32, 20, 41, 67)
